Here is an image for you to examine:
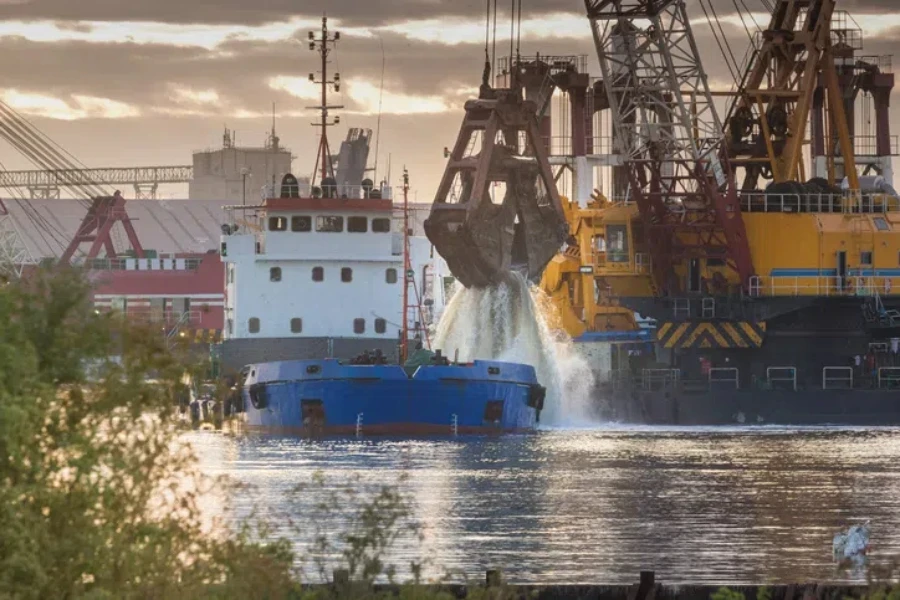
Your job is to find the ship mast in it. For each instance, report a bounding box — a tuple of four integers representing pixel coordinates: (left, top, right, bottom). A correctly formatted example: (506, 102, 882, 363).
(399, 169, 432, 362)
(307, 15, 343, 187)
(401, 168, 411, 362)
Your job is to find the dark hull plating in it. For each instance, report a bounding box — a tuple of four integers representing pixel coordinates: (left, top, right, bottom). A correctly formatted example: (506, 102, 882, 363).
(601, 387, 900, 426)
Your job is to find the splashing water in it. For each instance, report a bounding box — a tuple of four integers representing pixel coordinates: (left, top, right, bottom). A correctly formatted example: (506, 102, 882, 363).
(432, 272, 598, 426)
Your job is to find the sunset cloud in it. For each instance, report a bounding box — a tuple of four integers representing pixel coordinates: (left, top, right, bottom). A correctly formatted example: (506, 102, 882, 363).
(1, 90, 140, 120)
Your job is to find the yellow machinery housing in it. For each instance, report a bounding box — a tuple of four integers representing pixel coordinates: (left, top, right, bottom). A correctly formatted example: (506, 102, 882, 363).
(539, 192, 645, 339)
(577, 194, 900, 303)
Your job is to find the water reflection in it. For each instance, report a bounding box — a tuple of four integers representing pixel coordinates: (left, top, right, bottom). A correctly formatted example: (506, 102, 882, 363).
(187, 427, 900, 585)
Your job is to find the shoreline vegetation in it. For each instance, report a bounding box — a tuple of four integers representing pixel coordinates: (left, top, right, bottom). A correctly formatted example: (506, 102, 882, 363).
(1, 266, 897, 599)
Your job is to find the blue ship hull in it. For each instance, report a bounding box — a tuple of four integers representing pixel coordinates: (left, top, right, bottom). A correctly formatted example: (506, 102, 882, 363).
(235, 359, 545, 436)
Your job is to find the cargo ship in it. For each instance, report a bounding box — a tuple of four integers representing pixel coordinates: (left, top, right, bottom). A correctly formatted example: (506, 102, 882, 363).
(227, 355, 545, 436)
(213, 16, 546, 436)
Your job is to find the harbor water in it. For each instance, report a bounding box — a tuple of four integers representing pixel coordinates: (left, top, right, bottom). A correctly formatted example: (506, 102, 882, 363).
(190, 426, 900, 585)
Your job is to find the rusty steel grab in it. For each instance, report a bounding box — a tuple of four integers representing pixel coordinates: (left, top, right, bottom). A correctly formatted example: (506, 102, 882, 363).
(424, 88, 569, 289)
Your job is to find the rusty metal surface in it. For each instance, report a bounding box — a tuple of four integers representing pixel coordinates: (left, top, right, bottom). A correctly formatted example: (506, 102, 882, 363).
(425, 88, 568, 288)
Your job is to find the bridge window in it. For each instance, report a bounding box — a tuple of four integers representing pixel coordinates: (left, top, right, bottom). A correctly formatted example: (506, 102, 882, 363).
(606, 224, 629, 263)
(291, 216, 311, 232)
(316, 216, 344, 232)
(353, 318, 365, 334)
(312, 266, 324, 282)
(861, 251, 873, 266)
(270, 267, 282, 282)
(707, 258, 725, 267)
(386, 268, 398, 284)
(375, 318, 386, 334)
(290, 318, 303, 333)
(348, 216, 368, 233)
(372, 218, 391, 233)
(341, 267, 353, 282)
(874, 217, 889, 231)
(248, 317, 260, 334)
(268, 216, 287, 231)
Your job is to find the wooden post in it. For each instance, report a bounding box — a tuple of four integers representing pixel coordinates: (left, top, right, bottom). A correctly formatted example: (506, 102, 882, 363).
(485, 569, 502, 587)
(332, 569, 349, 586)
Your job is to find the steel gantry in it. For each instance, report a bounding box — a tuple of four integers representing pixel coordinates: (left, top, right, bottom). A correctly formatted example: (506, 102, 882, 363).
(0, 165, 193, 199)
(585, 0, 755, 295)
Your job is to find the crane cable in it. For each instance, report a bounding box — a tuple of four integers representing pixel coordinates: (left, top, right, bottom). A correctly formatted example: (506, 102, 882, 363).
(698, 0, 739, 85)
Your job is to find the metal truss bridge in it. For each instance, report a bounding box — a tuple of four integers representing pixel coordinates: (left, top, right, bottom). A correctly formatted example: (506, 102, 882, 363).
(0, 165, 193, 199)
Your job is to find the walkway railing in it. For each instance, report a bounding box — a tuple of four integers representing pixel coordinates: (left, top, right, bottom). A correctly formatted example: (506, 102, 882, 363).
(822, 367, 853, 390)
(749, 275, 900, 298)
(709, 367, 739, 390)
(641, 369, 679, 391)
(766, 366, 797, 391)
(877, 367, 900, 389)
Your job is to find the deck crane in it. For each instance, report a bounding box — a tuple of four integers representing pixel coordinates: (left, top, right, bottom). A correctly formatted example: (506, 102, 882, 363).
(0, 99, 143, 268)
(724, 0, 860, 196)
(585, 0, 755, 296)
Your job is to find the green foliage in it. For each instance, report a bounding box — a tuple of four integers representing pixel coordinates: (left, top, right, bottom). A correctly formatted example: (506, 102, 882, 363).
(0, 267, 299, 599)
(711, 588, 746, 600)
(0, 267, 532, 599)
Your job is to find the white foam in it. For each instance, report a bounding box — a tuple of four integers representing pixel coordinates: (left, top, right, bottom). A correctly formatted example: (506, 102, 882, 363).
(431, 272, 598, 426)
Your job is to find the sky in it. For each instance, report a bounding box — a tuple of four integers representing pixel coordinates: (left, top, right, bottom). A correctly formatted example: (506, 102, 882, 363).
(0, 0, 897, 200)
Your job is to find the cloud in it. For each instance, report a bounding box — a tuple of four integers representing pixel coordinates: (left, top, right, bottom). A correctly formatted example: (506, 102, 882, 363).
(345, 79, 453, 115)
(169, 86, 220, 105)
(1, 90, 140, 120)
(0, 0, 892, 202)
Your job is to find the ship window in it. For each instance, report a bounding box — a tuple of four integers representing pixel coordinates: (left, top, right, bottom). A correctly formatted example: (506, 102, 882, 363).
(375, 318, 386, 334)
(316, 215, 344, 232)
(291, 216, 311, 232)
(606, 224, 629, 263)
(874, 217, 889, 231)
(227, 265, 234, 284)
(268, 216, 287, 231)
(386, 268, 398, 284)
(341, 267, 353, 282)
(861, 251, 873, 266)
(270, 267, 282, 282)
(312, 267, 324, 282)
(353, 318, 365, 334)
(291, 318, 303, 333)
(707, 258, 725, 267)
(226, 318, 233, 335)
(248, 317, 260, 334)
(372, 218, 391, 233)
(348, 216, 368, 233)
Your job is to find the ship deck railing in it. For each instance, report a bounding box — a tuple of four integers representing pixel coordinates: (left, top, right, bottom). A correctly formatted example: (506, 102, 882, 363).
(738, 191, 900, 214)
(749, 275, 900, 298)
(612, 363, 900, 393)
(259, 183, 393, 202)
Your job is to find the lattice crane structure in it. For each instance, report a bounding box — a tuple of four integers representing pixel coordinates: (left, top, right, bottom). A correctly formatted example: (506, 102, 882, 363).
(586, 0, 754, 295)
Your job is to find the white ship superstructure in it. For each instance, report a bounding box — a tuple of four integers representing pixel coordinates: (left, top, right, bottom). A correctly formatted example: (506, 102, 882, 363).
(219, 183, 435, 372)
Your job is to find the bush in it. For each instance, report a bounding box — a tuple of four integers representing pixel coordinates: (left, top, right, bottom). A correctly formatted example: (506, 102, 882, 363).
(0, 267, 522, 599)
(0, 267, 298, 599)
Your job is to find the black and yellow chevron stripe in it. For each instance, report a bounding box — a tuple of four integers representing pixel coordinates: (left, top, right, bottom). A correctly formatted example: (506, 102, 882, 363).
(183, 329, 223, 343)
(657, 321, 766, 349)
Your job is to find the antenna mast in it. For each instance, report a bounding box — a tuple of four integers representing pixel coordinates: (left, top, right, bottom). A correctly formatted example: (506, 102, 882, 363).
(307, 14, 343, 186)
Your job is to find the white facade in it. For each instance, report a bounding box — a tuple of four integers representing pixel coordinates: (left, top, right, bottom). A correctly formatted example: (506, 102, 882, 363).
(190, 146, 294, 203)
(221, 201, 437, 344)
